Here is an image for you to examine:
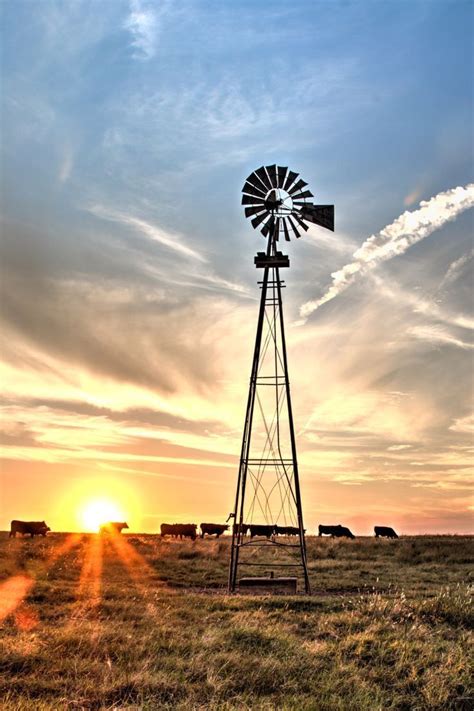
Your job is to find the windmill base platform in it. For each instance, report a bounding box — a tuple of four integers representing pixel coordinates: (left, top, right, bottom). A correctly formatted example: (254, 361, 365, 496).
(238, 577, 298, 595)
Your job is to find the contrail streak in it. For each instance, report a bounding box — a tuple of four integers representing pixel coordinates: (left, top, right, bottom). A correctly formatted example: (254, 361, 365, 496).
(300, 184, 474, 319)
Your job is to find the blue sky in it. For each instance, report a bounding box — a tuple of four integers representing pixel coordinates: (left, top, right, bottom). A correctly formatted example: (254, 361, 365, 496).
(1, 0, 473, 533)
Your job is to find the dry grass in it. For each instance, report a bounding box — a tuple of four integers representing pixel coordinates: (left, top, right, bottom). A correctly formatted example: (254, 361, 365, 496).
(0, 533, 472, 710)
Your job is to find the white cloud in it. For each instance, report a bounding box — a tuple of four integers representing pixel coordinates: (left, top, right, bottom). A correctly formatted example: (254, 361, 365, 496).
(300, 184, 474, 319)
(124, 0, 160, 59)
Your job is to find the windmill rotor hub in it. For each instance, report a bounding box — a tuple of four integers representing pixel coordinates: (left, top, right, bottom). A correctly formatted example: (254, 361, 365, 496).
(264, 188, 292, 215)
(241, 164, 335, 240)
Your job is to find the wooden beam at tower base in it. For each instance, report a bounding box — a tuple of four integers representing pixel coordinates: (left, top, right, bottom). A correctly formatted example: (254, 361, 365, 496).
(238, 577, 298, 595)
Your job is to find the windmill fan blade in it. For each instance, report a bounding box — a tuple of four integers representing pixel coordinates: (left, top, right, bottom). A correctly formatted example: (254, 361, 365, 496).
(288, 179, 308, 196)
(300, 204, 335, 231)
(291, 190, 314, 201)
(287, 216, 301, 238)
(243, 181, 266, 198)
(261, 215, 275, 237)
(242, 194, 265, 206)
(251, 212, 268, 229)
(245, 206, 267, 218)
(283, 170, 298, 192)
(255, 166, 273, 190)
(277, 166, 288, 188)
(292, 214, 309, 232)
(282, 218, 291, 241)
(245, 173, 267, 192)
(266, 164, 277, 187)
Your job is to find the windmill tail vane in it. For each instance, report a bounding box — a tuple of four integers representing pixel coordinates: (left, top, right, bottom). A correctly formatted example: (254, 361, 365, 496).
(229, 164, 335, 595)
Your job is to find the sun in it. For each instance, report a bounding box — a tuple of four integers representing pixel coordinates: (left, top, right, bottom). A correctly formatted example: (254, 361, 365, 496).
(80, 499, 126, 532)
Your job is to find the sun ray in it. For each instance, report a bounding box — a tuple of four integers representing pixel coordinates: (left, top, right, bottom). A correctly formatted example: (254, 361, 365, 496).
(0, 575, 34, 624)
(72, 534, 103, 620)
(0, 533, 83, 628)
(46, 532, 83, 565)
(107, 534, 168, 620)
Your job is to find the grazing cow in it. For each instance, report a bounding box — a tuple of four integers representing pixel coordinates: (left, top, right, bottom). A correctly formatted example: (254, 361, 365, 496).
(274, 525, 304, 536)
(99, 521, 129, 535)
(160, 523, 197, 540)
(249, 524, 274, 539)
(318, 524, 355, 539)
(9, 520, 51, 538)
(200, 523, 229, 538)
(232, 523, 249, 537)
(374, 526, 399, 539)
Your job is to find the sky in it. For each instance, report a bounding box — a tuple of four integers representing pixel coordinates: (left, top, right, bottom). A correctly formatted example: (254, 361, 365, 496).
(1, 0, 473, 534)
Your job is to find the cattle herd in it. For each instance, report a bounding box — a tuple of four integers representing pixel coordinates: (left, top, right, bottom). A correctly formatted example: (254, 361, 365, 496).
(8, 520, 399, 540)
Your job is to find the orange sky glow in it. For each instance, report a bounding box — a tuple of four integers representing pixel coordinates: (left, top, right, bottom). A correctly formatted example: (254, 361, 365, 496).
(1, 284, 473, 536)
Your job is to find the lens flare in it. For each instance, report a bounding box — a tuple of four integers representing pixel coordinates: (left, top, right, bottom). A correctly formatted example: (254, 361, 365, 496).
(80, 499, 126, 532)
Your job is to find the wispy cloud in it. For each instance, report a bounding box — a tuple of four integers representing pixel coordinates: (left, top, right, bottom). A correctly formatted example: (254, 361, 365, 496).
(449, 413, 474, 435)
(439, 249, 474, 289)
(300, 184, 474, 319)
(370, 274, 474, 334)
(407, 324, 474, 351)
(124, 0, 160, 60)
(58, 144, 74, 184)
(88, 205, 206, 262)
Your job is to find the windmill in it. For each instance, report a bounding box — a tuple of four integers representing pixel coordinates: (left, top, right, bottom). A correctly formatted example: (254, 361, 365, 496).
(228, 164, 334, 594)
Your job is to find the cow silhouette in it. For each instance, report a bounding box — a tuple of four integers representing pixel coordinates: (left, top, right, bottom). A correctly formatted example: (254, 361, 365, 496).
(318, 524, 355, 539)
(232, 523, 249, 536)
(10, 520, 51, 538)
(161, 523, 197, 540)
(99, 522, 129, 535)
(200, 523, 229, 538)
(249, 524, 274, 539)
(274, 525, 304, 536)
(374, 526, 399, 539)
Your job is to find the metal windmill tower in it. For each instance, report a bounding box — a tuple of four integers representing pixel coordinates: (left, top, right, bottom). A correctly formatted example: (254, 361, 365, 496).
(228, 165, 334, 594)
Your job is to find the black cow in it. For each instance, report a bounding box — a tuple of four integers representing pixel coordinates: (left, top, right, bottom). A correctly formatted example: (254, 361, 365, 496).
(318, 524, 355, 539)
(200, 523, 229, 538)
(374, 526, 399, 539)
(249, 524, 274, 539)
(9, 520, 51, 538)
(99, 521, 129, 535)
(232, 523, 249, 536)
(161, 523, 197, 540)
(274, 525, 304, 536)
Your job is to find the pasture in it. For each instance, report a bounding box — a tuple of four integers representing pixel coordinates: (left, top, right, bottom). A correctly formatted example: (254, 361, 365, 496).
(0, 533, 472, 710)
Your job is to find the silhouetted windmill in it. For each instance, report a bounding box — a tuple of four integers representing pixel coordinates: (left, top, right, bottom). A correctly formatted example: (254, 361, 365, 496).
(228, 165, 334, 594)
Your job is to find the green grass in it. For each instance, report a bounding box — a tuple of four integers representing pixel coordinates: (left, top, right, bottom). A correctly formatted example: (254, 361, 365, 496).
(0, 533, 472, 710)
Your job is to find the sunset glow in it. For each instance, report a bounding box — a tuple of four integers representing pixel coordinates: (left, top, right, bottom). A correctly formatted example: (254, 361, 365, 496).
(1, 1, 473, 536)
(80, 500, 126, 532)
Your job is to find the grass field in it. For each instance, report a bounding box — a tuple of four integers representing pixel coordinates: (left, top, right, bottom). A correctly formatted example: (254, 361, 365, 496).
(0, 533, 472, 710)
